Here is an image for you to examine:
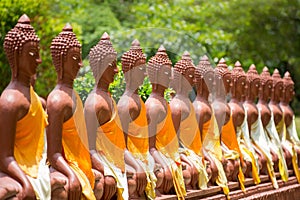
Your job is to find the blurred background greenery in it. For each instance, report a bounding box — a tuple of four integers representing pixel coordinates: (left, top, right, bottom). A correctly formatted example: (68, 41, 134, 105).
(1, 0, 300, 116)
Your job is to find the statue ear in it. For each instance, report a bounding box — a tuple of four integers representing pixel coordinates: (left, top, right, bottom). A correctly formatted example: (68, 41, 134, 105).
(58, 52, 64, 80)
(13, 49, 18, 78)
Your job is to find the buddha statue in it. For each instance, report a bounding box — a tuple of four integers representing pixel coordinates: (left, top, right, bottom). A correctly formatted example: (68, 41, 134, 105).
(257, 67, 289, 182)
(169, 52, 209, 190)
(47, 24, 103, 200)
(145, 45, 186, 199)
(117, 39, 159, 199)
(193, 56, 229, 197)
(213, 58, 245, 190)
(0, 14, 67, 200)
(84, 33, 148, 200)
(228, 61, 261, 185)
(243, 64, 278, 188)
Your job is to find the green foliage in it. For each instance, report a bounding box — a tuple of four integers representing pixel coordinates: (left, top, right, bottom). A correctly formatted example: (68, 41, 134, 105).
(74, 70, 95, 103)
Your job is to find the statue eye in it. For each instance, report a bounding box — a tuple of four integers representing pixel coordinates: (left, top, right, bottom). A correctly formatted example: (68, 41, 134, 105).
(72, 56, 77, 60)
(164, 71, 169, 75)
(226, 79, 230, 83)
(242, 82, 245, 85)
(29, 51, 35, 56)
(188, 74, 193, 78)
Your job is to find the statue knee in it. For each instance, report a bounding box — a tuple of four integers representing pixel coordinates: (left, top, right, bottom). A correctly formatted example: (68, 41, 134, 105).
(244, 160, 252, 178)
(50, 171, 68, 200)
(102, 176, 117, 200)
(271, 150, 279, 172)
(232, 160, 240, 181)
(127, 175, 138, 198)
(0, 174, 22, 200)
(207, 160, 218, 184)
(224, 159, 234, 181)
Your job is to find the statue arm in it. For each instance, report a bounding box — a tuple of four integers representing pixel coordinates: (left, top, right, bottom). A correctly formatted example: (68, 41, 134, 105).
(0, 98, 35, 198)
(47, 95, 81, 198)
(117, 96, 133, 146)
(84, 99, 104, 174)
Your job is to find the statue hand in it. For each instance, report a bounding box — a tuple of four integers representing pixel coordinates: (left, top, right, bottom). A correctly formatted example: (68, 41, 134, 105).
(135, 167, 147, 196)
(190, 165, 199, 189)
(103, 176, 117, 200)
(68, 173, 81, 200)
(162, 166, 173, 193)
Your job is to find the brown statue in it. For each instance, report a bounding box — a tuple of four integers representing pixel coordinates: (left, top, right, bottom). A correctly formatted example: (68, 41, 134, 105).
(193, 56, 229, 197)
(169, 52, 209, 190)
(117, 39, 157, 199)
(0, 14, 65, 200)
(228, 61, 261, 185)
(145, 45, 186, 199)
(47, 24, 103, 200)
(84, 33, 147, 200)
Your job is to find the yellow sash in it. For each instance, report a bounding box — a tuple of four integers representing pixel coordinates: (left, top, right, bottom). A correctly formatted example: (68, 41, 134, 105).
(62, 92, 95, 200)
(14, 86, 47, 178)
(156, 104, 186, 199)
(127, 98, 156, 200)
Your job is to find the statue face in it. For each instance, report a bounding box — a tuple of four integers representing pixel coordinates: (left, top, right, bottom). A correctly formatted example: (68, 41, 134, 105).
(237, 76, 247, 98)
(184, 68, 195, 86)
(204, 71, 214, 92)
(285, 85, 295, 102)
(131, 61, 147, 86)
(64, 47, 82, 80)
(102, 59, 118, 84)
(274, 82, 283, 101)
(222, 72, 231, 94)
(18, 41, 41, 76)
(157, 64, 171, 88)
(251, 78, 260, 98)
(263, 80, 273, 100)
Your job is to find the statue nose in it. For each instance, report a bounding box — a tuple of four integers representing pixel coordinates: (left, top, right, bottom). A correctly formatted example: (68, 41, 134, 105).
(36, 58, 42, 64)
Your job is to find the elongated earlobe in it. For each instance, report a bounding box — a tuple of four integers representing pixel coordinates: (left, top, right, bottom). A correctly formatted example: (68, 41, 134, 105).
(13, 49, 18, 78)
(59, 52, 63, 80)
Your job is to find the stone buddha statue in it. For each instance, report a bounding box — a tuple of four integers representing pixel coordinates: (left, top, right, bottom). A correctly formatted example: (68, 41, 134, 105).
(228, 61, 262, 185)
(145, 45, 186, 199)
(117, 39, 158, 199)
(47, 24, 103, 200)
(85, 33, 148, 200)
(193, 56, 229, 197)
(0, 14, 66, 200)
(169, 52, 209, 190)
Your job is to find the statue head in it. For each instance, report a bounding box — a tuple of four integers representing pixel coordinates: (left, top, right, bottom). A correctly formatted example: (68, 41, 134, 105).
(246, 64, 260, 101)
(51, 23, 82, 81)
(214, 58, 231, 96)
(121, 39, 146, 87)
(89, 32, 117, 85)
(231, 61, 247, 100)
(271, 69, 283, 102)
(147, 45, 172, 89)
(4, 14, 41, 78)
(282, 71, 295, 103)
(259, 66, 273, 101)
(194, 55, 214, 96)
(172, 51, 195, 93)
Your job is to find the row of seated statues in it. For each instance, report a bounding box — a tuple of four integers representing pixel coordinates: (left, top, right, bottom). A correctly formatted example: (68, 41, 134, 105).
(0, 14, 299, 200)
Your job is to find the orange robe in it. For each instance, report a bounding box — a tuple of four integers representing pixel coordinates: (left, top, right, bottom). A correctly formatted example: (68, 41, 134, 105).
(179, 103, 208, 189)
(156, 104, 186, 199)
(62, 92, 95, 200)
(15, 86, 50, 199)
(97, 100, 128, 200)
(221, 114, 245, 191)
(127, 98, 156, 199)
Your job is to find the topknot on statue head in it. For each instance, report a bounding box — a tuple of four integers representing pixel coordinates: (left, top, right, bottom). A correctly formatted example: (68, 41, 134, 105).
(121, 39, 146, 73)
(89, 32, 117, 80)
(260, 66, 272, 86)
(214, 58, 230, 79)
(272, 69, 283, 87)
(50, 23, 81, 72)
(4, 14, 40, 71)
(147, 45, 172, 83)
(283, 71, 294, 88)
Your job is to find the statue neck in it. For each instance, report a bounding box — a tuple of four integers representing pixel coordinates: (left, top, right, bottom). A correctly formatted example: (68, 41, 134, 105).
(13, 71, 31, 87)
(58, 77, 74, 89)
(151, 84, 165, 97)
(125, 84, 139, 94)
(196, 86, 209, 100)
(97, 80, 110, 93)
(258, 98, 268, 105)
